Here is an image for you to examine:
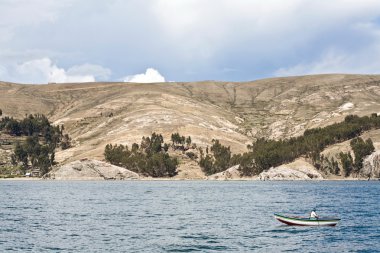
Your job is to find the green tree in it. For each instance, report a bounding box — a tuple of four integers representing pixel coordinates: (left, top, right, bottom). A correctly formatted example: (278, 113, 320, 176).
(199, 154, 213, 175)
(149, 133, 164, 154)
(171, 133, 181, 145)
(61, 134, 71, 150)
(14, 142, 28, 169)
(350, 137, 375, 172)
(104, 133, 178, 177)
(237, 152, 256, 176)
(5, 113, 70, 176)
(131, 143, 139, 153)
(186, 136, 192, 146)
(199, 139, 232, 175)
(171, 133, 188, 150)
(339, 152, 354, 177)
(104, 144, 127, 167)
(237, 113, 380, 176)
(6, 119, 22, 136)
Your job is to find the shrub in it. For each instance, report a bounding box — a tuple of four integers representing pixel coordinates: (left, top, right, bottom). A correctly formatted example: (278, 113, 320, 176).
(104, 133, 178, 177)
(4, 114, 70, 176)
(350, 137, 375, 172)
(199, 139, 232, 175)
(186, 151, 197, 160)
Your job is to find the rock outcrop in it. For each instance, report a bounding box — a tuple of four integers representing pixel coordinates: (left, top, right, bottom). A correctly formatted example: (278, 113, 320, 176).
(207, 165, 242, 180)
(44, 159, 139, 180)
(258, 159, 323, 180)
(361, 151, 380, 179)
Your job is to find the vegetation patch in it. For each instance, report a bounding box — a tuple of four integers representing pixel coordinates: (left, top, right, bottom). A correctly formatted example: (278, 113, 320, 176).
(200, 113, 380, 177)
(0, 113, 71, 176)
(104, 133, 180, 177)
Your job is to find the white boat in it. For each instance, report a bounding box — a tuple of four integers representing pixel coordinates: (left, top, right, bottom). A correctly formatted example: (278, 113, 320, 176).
(274, 213, 340, 226)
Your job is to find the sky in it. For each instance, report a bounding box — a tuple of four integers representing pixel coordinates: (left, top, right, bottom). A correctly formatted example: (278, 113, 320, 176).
(1, 0, 380, 84)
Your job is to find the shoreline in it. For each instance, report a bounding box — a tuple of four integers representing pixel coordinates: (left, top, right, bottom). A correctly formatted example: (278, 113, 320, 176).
(0, 177, 378, 181)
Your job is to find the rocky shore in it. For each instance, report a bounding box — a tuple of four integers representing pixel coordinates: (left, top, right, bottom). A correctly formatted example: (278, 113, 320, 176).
(11, 150, 380, 181)
(207, 165, 244, 180)
(258, 159, 323, 181)
(44, 159, 139, 180)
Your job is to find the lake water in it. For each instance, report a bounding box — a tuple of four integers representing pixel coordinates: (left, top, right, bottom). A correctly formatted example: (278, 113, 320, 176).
(0, 181, 379, 252)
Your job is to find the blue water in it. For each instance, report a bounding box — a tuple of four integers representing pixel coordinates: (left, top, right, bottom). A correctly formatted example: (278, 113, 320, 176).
(0, 181, 379, 252)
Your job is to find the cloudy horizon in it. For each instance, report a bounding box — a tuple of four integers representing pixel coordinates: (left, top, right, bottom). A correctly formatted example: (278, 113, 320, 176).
(1, 0, 380, 84)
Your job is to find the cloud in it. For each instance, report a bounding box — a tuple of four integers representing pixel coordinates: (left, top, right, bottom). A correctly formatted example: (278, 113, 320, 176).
(14, 58, 96, 84)
(0, 58, 113, 84)
(2, 1, 380, 81)
(274, 52, 349, 77)
(0, 0, 73, 43)
(67, 64, 111, 81)
(0, 57, 111, 84)
(123, 68, 166, 83)
(274, 45, 380, 77)
(150, 0, 380, 79)
(151, 1, 380, 54)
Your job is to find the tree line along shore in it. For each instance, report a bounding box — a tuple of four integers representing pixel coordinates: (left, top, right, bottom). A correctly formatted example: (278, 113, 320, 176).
(0, 108, 379, 179)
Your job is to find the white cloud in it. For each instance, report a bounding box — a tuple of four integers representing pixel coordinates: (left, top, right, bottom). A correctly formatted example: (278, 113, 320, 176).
(0, 58, 114, 84)
(15, 58, 96, 83)
(123, 68, 166, 83)
(0, 0, 73, 43)
(272, 15, 380, 77)
(274, 45, 380, 77)
(151, 0, 380, 57)
(2, 1, 380, 81)
(67, 64, 111, 81)
(274, 52, 349, 76)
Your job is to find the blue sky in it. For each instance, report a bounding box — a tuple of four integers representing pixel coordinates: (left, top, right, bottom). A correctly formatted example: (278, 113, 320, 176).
(1, 0, 380, 83)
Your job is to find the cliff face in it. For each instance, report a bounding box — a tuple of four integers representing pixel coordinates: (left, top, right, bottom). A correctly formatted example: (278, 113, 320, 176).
(361, 151, 380, 179)
(1, 74, 380, 179)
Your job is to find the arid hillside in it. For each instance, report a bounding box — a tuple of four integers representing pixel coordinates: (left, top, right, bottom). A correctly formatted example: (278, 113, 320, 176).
(1, 74, 380, 166)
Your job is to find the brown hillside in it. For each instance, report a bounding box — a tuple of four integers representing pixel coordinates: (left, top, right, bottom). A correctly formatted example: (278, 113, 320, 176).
(1, 74, 380, 165)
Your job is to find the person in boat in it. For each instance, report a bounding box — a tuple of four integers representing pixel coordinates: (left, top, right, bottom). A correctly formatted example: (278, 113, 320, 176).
(310, 209, 319, 219)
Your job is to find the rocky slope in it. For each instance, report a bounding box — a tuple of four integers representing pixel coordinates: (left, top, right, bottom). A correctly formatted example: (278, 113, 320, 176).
(207, 165, 242, 180)
(1, 74, 380, 179)
(207, 159, 324, 181)
(258, 159, 324, 181)
(44, 159, 139, 180)
(361, 151, 380, 179)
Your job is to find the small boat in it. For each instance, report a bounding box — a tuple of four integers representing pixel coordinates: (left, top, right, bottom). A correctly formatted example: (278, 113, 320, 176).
(274, 213, 340, 226)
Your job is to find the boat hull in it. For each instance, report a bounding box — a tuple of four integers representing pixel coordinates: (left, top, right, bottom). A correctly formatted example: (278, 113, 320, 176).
(274, 214, 340, 226)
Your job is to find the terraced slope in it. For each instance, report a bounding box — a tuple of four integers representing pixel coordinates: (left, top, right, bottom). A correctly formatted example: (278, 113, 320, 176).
(1, 74, 380, 167)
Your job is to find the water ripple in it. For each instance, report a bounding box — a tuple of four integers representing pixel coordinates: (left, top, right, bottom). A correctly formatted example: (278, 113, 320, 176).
(0, 181, 379, 252)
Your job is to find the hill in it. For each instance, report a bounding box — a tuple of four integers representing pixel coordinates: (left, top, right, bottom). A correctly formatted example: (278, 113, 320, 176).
(1, 74, 380, 178)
